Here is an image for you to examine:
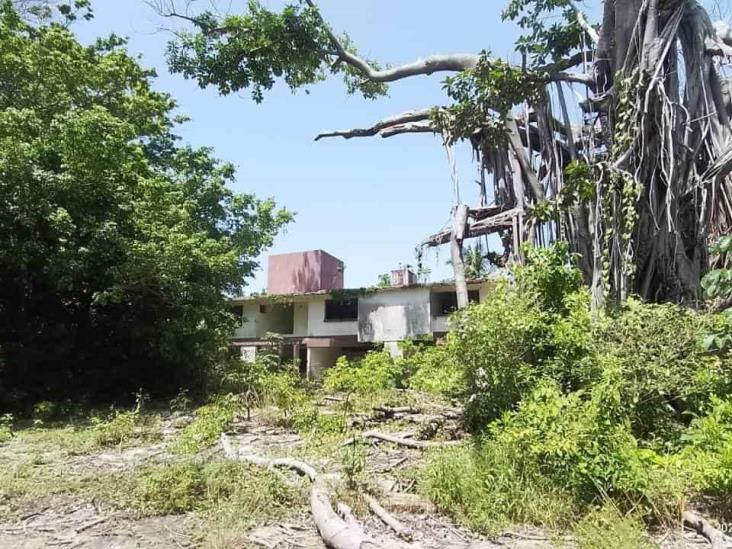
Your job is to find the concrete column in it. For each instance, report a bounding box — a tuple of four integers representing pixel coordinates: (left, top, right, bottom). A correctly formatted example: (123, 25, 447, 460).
(384, 341, 403, 359)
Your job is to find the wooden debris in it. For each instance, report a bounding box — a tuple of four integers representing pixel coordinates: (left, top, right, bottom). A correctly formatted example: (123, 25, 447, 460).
(343, 430, 462, 450)
(221, 434, 381, 549)
(364, 494, 414, 542)
(682, 510, 732, 549)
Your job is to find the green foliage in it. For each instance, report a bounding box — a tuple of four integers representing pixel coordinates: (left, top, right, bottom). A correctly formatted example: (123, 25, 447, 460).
(90, 398, 161, 448)
(502, 0, 585, 66)
(340, 438, 366, 489)
(702, 235, 732, 303)
(166, 0, 386, 102)
(323, 351, 405, 395)
(0, 5, 292, 407)
(131, 460, 295, 518)
(451, 282, 556, 427)
(514, 242, 583, 315)
(574, 506, 655, 549)
(420, 442, 576, 535)
(488, 381, 646, 500)
(0, 413, 13, 443)
(376, 273, 391, 287)
(404, 343, 465, 398)
(593, 300, 730, 445)
(419, 242, 732, 533)
(172, 395, 239, 454)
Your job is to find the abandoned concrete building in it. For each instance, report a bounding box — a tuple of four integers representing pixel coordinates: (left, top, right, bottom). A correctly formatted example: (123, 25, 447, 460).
(229, 250, 493, 378)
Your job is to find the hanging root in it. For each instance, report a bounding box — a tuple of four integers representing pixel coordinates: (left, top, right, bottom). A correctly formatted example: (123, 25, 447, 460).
(342, 430, 462, 450)
(682, 510, 732, 549)
(221, 434, 381, 549)
(363, 494, 414, 541)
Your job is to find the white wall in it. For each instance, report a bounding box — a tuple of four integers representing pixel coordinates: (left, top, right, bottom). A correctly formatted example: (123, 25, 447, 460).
(293, 302, 308, 336)
(234, 301, 297, 339)
(358, 287, 431, 342)
(234, 302, 258, 339)
(256, 303, 294, 337)
(306, 296, 358, 337)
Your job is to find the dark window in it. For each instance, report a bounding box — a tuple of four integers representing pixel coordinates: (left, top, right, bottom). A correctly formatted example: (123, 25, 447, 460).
(259, 304, 267, 314)
(324, 298, 358, 321)
(435, 290, 480, 315)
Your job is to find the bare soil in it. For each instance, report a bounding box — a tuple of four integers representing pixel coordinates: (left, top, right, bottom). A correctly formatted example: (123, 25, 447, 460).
(0, 404, 714, 548)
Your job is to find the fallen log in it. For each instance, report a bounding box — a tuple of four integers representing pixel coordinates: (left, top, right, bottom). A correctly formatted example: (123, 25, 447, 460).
(343, 430, 462, 450)
(364, 494, 414, 542)
(221, 434, 381, 549)
(682, 511, 731, 549)
(373, 406, 420, 416)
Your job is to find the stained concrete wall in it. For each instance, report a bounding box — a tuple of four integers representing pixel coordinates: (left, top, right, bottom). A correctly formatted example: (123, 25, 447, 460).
(233, 302, 258, 339)
(358, 287, 431, 342)
(234, 302, 294, 339)
(293, 301, 308, 336)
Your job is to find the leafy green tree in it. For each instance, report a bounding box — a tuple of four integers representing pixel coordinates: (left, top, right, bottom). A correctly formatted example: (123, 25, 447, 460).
(0, 3, 292, 408)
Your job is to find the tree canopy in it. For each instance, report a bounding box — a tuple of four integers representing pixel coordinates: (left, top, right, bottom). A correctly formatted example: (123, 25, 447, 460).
(0, 2, 292, 408)
(159, 0, 732, 307)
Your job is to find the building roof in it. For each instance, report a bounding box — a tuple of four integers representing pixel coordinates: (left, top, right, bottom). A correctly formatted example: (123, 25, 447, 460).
(229, 277, 496, 303)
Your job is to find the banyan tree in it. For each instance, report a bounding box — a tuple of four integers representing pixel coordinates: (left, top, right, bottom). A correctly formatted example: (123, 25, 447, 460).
(155, 0, 732, 308)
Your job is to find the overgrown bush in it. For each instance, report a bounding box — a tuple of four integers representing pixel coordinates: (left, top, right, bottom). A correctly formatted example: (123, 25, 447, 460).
(420, 442, 576, 535)
(323, 351, 404, 395)
(0, 414, 13, 443)
(172, 395, 240, 454)
(131, 460, 295, 517)
(403, 342, 465, 398)
(417, 242, 732, 534)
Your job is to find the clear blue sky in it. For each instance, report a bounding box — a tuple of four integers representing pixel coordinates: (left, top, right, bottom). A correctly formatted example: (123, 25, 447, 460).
(74, 0, 604, 291)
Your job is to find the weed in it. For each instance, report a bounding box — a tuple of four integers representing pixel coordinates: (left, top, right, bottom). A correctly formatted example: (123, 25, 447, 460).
(131, 459, 297, 518)
(574, 505, 655, 549)
(172, 394, 239, 454)
(419, 443, 576, 535)
(0, 413, 13, 443)
(340, 437, 366, 489)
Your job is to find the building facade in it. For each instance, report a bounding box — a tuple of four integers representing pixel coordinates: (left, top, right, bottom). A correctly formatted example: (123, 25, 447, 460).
(230, 250, 493, 378)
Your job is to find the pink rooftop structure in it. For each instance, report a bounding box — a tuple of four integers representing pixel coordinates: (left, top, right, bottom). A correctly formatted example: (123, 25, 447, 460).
(267, 250, 345, 295)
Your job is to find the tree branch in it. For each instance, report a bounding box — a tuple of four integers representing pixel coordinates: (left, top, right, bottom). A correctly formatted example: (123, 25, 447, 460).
(568, 0, 600, 44)
(314, 109, 434, 140)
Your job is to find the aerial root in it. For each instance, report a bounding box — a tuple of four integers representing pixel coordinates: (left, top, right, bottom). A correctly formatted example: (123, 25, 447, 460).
(363, 494, 414, 541)
(342, 430, 462, 449)
(221, 434, 381, 549)
(682, 510, 732, 549)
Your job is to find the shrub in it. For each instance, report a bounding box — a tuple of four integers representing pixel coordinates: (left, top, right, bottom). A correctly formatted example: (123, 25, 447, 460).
(172, 395, 239, 454)
(0, 414, 13, 443)
(574, 505, 655, 549)
(514, 242, 583, 315)
(32, 401, 58, 423)
(451, 283, 556, 428)
(91, 410, 138, 448)
(419, 442, 576, 535)
(131, 460, 295, 517)
(323, 351, 401, 395)
(487, 381, 646, 500)
(404, 343, 465, 398)
(595, 300, 732, 445)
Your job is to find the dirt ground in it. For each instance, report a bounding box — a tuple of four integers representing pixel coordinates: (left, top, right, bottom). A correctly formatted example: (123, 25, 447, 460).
(0, 403, 716, 549)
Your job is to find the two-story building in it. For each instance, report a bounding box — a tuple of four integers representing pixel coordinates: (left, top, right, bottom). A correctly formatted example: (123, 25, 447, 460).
(230, 250, 492, 378)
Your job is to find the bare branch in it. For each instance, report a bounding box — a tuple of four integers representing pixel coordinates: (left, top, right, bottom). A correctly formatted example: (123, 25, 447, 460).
(304, 0, 480, 83)
(568, 0, 600, 44)
(314, 109, 434, 140)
